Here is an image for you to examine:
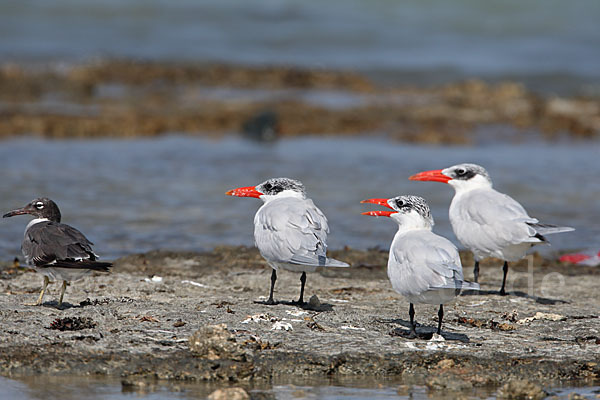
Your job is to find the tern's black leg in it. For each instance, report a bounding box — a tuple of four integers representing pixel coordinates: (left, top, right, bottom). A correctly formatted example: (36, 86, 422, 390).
(265, 269, 277, 305)
(296, 271, 307, 304)
(437, 304, 444, 335)
(408, 303, 417, 338)
(499, 261, 509, 296)
(473, 261, 480, 283)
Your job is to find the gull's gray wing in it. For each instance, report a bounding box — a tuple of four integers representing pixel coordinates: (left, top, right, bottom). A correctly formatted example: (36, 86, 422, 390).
(23, 221, 111, 271)
(451, 188, 544, 254)
(254, 197, 347, 267)
(388, 230, 475, 298)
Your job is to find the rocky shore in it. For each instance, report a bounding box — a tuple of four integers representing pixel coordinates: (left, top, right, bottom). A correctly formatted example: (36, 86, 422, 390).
(0, 246, 598, 396)
(1, 60, 598, 143)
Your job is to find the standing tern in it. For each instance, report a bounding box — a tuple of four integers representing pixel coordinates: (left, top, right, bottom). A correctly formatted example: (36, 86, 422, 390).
(410, 163, 574, 295)
(3, 198, 112, 307)
(362, 195, 479, 338)
(226, 177, 349, 305)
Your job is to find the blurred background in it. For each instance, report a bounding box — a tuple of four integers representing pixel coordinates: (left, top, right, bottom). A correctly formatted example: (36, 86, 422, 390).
(1, 0, 599, 260)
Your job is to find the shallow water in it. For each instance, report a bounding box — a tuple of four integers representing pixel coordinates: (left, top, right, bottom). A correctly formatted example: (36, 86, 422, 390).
(0, 375, 598, 400)
(0, 135, 597, 261)
(1, 0, 599, 94)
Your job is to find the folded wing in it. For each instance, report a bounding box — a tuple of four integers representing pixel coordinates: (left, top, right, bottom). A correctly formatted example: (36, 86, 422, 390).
(23, 221, 112, 271)
(254, 198, 348, 267)
(452, 189, 547, 253)
(390, 231, 476, 297)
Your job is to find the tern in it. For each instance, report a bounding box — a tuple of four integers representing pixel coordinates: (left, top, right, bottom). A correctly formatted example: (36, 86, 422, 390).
(410, 163, 574, 295)
(226, 177, 349, 305)
(362, 195, 479, 337)
(3, 198, 112, 307)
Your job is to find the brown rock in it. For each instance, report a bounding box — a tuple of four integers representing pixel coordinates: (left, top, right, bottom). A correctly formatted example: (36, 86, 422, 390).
(426, 374, 473, 391)
(435, 359, 456, 370)
(396, 385, 411, 396)
(207, 387, 250, 400)
(189, 324, 246, 361)
(0, 60, 598, 142)
(497, 379, 546, 400)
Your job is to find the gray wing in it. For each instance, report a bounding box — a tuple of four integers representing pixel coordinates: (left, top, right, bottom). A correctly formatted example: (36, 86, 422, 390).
(389, 230, 474, 297)
(254, 197, 347, 267)
(451, 189, 543, 253)
(23, 222, 110, 271)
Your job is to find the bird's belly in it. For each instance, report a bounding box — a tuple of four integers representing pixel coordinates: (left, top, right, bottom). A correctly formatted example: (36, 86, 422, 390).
(494, 243, 533, 262)
(268, 261, 318, 273)
(36, 267, 91, 282)
(452, 221, 523, 261)
(387, 264, 459, 305)
(406, 288, 459, 305)
(453, 225, 533, 261)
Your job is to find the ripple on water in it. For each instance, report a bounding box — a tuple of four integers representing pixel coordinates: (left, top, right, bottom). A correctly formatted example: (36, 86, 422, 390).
(0, 135, 597, 260)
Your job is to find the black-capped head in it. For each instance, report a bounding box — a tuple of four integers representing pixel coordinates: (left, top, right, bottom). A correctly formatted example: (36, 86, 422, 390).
(3, 197, 62, 222)
(362, 195, 434, 227)
(226, 177, 307, 202)
(442, 163, 490, 182)
(410, 163, 492, 192)
(388, 195, 434, 225)
(256, 177, 306, 198)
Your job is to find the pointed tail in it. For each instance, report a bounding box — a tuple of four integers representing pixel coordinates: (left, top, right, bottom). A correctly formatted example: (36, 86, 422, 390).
(431, 280, 479, 291)
(323, 257, 350, 268)
(528, 222, 575, 236)
(460, 280, 480, 290)
(290, 254, 350, 267)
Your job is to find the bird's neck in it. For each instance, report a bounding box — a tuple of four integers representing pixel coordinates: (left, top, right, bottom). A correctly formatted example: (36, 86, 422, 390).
(449, 175, 493, 195)
(25, 218, 50, 232)
(261, 190, 305, 203)
(392, 213, 433, 233)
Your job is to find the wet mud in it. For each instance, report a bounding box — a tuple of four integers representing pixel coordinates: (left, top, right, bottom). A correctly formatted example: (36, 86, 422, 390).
(0, 246, 598, 394)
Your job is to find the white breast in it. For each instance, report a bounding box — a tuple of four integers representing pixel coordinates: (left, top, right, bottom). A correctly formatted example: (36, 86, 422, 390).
(25, 218, 50, 234)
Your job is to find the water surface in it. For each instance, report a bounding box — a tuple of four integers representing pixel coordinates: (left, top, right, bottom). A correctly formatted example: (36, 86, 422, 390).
(1, 0, 599, 94)
(0, 375, 598, 400)
(0, 136, 596, 261)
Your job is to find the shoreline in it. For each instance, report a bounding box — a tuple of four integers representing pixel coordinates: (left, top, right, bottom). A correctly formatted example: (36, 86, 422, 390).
(0, 246, 598, 393)
(1, 60, 598, 144)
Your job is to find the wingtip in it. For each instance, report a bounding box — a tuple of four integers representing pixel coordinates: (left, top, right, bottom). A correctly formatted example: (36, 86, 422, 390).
(323, 258, 350, 268)
(328, 260, 350, 268)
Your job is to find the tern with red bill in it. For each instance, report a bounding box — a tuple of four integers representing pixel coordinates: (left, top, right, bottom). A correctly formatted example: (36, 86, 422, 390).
(226, 177, 349, 306)
(362, 195, 478, 338)
(410, 163, 574, 295)
(3, 198, 112, 307)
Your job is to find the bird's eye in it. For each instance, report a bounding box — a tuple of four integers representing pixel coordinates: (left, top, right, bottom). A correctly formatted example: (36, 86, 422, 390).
(264, 183, 272, 190)
(396, 200, 404, 207)
(35, 202, 44, 209)
(456, 168, 466, 175)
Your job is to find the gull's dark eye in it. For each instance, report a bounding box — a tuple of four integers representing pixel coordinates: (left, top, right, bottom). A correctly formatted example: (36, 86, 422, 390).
(396, 200, 405, 207)
(456, 168, 466, 176)
(35, 202, 44, 209)
(264, 183, 272, 190)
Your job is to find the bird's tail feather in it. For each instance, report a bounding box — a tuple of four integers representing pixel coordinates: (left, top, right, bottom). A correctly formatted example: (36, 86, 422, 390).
(290, 254, 350, 267)
(432, 280, 480, 291)
(323, 258, 350, 268)
(528, 222, 574, 235)
(41, 260, 112, 272)
(459, 280, 480, 291)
